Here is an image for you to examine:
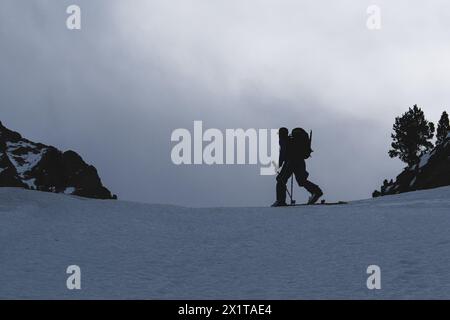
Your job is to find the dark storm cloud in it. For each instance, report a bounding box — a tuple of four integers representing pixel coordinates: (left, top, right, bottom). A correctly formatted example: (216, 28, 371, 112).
(1, 0, 449, 206)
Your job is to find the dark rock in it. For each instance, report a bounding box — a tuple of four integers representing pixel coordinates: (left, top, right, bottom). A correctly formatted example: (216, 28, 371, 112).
(0, 121, 116, 200)
(374, 132, 450, 197)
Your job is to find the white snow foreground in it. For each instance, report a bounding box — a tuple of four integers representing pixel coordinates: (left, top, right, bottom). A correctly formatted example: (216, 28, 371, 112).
(1, 187, 450, 299)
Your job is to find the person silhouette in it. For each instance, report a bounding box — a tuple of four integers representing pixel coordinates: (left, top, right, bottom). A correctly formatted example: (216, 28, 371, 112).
(272, 127, 323, 207)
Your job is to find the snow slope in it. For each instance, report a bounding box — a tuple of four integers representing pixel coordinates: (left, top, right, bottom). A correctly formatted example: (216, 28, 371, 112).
(1, 187, 450, 299)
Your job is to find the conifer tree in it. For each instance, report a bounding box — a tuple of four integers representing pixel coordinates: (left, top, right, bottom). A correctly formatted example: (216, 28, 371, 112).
(389, 105, 435, 166)
(436, 111, 449, 145)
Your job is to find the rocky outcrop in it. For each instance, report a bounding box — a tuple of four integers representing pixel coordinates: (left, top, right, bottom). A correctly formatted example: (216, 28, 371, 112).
(0, 121, 116, 200)
(373, 132, 450, 197)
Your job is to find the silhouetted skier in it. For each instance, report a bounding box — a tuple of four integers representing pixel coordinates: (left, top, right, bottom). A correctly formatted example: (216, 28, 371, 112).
(272, 127, 323, 207)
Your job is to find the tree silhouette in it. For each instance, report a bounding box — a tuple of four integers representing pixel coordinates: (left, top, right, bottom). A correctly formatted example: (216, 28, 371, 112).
(389, 105, 435, 166)
(436, 111, 449, 145)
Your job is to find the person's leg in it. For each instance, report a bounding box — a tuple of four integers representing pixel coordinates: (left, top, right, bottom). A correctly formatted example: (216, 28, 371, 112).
(276, 163, 293, 203)
(293, 160, 308, 188)
(302, 179, 322, 196)
(304, 179, 323, 204)
(294, 161, 323, 203)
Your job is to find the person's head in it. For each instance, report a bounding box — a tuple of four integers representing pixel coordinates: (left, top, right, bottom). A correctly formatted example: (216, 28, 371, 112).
(279, 127, 289, 139)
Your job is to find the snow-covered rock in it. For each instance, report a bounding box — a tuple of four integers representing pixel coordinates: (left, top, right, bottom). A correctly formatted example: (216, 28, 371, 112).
(0, 121, 116, 200)
(374, 133, 450, 197)
(1, 186, 450, 299)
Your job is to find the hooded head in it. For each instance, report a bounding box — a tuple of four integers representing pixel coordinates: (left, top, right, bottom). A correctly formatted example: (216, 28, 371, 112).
(279, 127, 289, 139)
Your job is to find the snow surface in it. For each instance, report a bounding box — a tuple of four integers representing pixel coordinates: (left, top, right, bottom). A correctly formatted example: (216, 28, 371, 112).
(1, 187, 450, 299)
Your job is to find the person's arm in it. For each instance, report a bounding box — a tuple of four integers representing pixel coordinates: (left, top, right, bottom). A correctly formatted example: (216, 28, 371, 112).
(279, 141, 286, 167)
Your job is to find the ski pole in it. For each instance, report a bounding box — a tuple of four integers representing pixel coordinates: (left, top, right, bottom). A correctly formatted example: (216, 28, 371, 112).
(290, 175, 295, 205)
(285, 181, 292, 200)
(273, 161, 295, 205)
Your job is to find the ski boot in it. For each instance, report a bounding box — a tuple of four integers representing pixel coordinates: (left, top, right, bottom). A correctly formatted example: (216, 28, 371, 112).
(271, 200, 288, 207)
(307, 190, 323, 205)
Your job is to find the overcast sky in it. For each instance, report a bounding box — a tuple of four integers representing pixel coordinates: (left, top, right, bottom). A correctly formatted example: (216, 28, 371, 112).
(1, 0, 449, 206)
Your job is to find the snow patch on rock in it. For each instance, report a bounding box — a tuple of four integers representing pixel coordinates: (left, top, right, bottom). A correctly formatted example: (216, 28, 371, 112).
(64, 187, 75, 195)
(418, 152, 431, 168)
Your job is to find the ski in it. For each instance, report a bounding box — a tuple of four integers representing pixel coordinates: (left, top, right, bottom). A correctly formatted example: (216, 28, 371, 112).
(291, 201, 348, 206)
(271, 201, 348, 207)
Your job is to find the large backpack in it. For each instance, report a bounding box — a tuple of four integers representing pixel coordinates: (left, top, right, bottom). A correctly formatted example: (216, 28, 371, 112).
(291, 127, 312, 160)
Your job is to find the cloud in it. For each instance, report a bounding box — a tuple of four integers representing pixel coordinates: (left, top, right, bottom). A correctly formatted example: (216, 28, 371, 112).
(0, 0, 448, 206)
